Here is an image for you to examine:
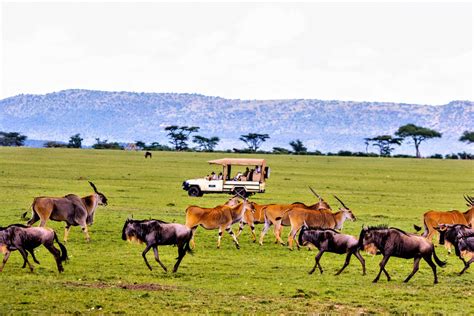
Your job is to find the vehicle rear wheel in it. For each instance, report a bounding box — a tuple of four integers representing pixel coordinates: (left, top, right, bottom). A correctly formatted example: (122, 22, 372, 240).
(188, 186, 202, 197)
(233, 187, 248, 198)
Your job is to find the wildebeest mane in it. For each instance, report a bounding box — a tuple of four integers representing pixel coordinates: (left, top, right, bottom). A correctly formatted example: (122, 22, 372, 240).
(304, 226, 340, 234)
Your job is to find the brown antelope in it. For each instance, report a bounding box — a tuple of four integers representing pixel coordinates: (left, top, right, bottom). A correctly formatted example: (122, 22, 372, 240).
(259, 187, 331, 245)
(236, 202, 268, 242)
(287, 196, 355, 249)
(417, 195, 474, 252)
(185, 199, 255, 249)
(25, 182, 108, 242)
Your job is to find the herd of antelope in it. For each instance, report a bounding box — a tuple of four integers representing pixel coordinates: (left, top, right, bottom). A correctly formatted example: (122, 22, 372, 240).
(1, 182, 473, 284)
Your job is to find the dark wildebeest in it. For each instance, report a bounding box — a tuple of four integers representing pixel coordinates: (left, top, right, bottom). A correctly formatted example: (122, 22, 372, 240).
(122, 219, 193, 273)
(435, 224, 474, 275)
(25, 182, 108, 242)
(298, 225, 366, 276)
(359, 225, 446, 284)
(0, 224, 68, 273)
(145, 151, 152, 159)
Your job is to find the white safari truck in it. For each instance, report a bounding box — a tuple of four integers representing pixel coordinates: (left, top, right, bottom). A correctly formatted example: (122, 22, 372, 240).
(182, 158, 270, 197)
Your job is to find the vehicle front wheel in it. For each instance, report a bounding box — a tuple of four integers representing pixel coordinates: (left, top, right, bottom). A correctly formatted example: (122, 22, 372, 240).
(188, 186, 202, 197)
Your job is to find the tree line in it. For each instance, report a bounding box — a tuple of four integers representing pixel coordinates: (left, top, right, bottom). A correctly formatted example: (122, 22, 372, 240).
(1, 126, 473, 159)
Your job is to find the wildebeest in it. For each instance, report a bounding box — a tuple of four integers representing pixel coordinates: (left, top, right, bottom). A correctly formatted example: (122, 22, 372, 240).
(434, 223, 474, 275)
(359, 225, 446, 284)
(298, 225, 366, 275)
(185, 199, 255, 249)
(417, 195, 474, 252)
(0, 224, 68, 273)
(144, 151, 152, 158)
(287, 196, 355, 249)
(259, 188, 332, 245)
(25, 181, 108, 242)
(122, 219, 192, 273)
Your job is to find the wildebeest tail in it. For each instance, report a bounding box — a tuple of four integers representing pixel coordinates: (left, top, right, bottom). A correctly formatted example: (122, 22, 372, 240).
(53, 231, 69, 262)
(432, 245, 446, 267)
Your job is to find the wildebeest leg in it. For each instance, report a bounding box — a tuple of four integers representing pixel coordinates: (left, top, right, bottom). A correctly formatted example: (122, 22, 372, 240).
(18, 247, 34, 272)
(309, 250, 324, 274)
(44, 244, 64, 273)
(28, 249, 40, 265)
(458, 255, 474, 275)
(258, 220, 272, 245)
(225, 226, 240, 249)
(422, 255, 438, 283)
(173, 244, 187, 273)
(335, 252, 353, 276)
(354, 250, 366, 275)
(373, 255, 390, 283)
(64, 224, 72, 242)
(404, 257, 421, 283)
(0, 251, 11, 272)
(152, 246, 167, 272)
(142, 245, 153, 271)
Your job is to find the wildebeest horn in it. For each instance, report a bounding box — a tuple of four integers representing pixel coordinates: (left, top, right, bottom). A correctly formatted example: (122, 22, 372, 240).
(308, 186, 322, 200)
(333, 195, 349, 209)
(89, 181, 99, 193)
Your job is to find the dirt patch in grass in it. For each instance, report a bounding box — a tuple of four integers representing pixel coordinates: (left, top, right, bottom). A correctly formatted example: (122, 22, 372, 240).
(64, 281, 176, 291)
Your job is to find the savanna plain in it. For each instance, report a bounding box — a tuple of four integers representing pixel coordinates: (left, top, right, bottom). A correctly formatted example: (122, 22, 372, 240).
(0, 148, 473, 314)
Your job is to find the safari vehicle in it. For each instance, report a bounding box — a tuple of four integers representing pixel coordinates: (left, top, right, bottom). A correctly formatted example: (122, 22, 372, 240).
(182, 158, 270, 197)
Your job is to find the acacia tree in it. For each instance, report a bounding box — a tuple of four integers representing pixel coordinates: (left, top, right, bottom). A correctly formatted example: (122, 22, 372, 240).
(164, 125, 200, 151)
(68, 133, 83, 148)
(459, 131, 474, 144)
(0, 131, 27, 146)
(239, 133, 270, 152)
(366, 135, 402, 157)
(395, 124, 441, 158)
(193, 135, 220, 152)
(289, 139, 307, 154)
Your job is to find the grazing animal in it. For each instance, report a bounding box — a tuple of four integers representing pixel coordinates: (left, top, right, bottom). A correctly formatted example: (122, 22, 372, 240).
(434, 224, 474, 275)
(0, 224, 68, 273)
(418, 195, 474, 252)
(259, 189, 332, 245)
(298, 225, 365, 275)
(185, 199, 255, 249)
(287, 196, 355, 249)
(26, 182, 108, 242)
(237, 202, 268, 242)
(358, 225, 446, 284)
(122, 219, 192, 273)
(144, 151, 152, 158)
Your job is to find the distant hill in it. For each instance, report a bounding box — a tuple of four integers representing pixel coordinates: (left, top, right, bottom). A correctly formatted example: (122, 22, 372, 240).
(0, 89, 472, 155)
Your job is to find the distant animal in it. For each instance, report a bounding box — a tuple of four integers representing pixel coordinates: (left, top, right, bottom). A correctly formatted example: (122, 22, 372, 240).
(417, 195, 474, 252)
(185, 199, 255, 249)
(259, 188, 332, 245)
(287, 195, 355, 249)
(298, 225, 365, 276)
(358, 225, 446, 284)
(0, 224, 68, 273)
(122, 218, 192, 273)
(434, 223, 474, 275)
(25, 181, 108, 242)
(144, 151, 152, 158)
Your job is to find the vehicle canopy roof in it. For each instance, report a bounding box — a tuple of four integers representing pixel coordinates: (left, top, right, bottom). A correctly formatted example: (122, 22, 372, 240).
(208, 158, 266, 166)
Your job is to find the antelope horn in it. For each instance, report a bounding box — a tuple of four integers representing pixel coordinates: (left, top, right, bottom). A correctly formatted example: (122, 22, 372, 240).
(89, 181, 99, 194)
(464, 194, 474, 206)
(308, 186, 322, 200)
(333, 195, 349, 209)
(234, 190, 245, 200)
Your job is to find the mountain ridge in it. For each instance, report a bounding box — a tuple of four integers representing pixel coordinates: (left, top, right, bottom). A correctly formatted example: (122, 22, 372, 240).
(1, 89, 472, 155)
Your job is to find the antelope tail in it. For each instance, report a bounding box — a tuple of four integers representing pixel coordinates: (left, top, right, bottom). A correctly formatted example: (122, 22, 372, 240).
(413, 224, 422, 232)
(21, 211, 29, 220)
(54, 231, 69, 262)
(432, 245, 446, 267)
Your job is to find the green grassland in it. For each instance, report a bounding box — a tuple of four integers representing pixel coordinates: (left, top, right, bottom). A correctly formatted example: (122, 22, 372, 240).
(0, 148, 473, 314)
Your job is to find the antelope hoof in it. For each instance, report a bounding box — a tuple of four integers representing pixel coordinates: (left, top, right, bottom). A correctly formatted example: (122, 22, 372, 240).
(235, 244, 240, 250)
